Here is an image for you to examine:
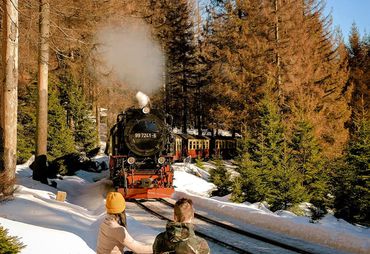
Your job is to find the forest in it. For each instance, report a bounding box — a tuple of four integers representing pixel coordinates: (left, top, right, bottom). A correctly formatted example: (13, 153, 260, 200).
(0, 0, 369, 226)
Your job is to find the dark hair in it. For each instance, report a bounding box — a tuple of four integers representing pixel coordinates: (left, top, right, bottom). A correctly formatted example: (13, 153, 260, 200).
(117, 211, 127, 227)
(174, 198, 194, 222)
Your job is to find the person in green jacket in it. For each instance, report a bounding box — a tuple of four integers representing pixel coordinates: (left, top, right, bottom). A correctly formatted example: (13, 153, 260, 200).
(153, 198, 210, 254)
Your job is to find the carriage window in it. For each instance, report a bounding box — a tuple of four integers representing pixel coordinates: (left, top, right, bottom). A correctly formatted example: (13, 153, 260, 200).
(205, 141, 209, 149)
(177, 139, 181, 150)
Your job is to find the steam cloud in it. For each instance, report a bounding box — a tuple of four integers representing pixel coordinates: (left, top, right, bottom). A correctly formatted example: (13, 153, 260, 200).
(136, 91, 150, 108)
(96, 19, 164, 94)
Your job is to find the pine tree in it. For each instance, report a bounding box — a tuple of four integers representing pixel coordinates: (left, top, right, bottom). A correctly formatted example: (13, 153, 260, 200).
(334, 107, 370, 225)
(235, 85, 305, 210)
(209, 159, 231, 196)
(234, 127, 265, 203)
(347, 25, 370, 128)
(145, 0, 198, 131)
(47, 82, 76, 161)
(59, 76, 97, 152)
(230, 176, 245, 203)
(202, 0, 270, 132)
(0, 226, 25, 254)
(284, 0, 350, 158)
(290, 120, 329, 217)
(17, 84, 38, 164)
(268, 140, 305, 211)
(256, 92, 305, 211)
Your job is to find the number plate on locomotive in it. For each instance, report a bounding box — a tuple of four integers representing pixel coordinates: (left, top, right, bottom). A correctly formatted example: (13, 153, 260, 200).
(134, 133, 158, 138)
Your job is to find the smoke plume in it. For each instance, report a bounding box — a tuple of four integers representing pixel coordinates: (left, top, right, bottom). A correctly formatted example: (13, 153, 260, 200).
(96, 19, 164, 94)
(136, 91, 150, 108)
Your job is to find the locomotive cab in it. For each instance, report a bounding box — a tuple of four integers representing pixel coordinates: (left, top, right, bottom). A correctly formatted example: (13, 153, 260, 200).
(106, 108, 174, 199)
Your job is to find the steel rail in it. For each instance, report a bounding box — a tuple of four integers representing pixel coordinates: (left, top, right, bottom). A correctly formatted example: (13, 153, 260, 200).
(133, 199, 250, 254)
(158, 198, 318, 254)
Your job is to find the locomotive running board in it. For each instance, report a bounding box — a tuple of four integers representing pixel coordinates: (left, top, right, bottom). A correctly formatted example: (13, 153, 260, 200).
(117, 187, 174, 199)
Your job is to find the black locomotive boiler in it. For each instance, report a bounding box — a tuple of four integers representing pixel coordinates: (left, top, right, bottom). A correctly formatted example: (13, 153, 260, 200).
(105, 106, 174, 199)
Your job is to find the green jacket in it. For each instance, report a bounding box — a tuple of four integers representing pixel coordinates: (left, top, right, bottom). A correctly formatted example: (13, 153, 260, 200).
(153, 222, 210, 254)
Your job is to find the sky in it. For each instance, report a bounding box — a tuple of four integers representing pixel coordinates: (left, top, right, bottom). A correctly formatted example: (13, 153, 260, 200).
(0, 156, 369, 254)
(325, 0, 370, 40)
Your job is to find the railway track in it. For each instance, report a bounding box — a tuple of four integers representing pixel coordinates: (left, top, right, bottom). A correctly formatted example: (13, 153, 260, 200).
(158, 198, 320, 254)
(133, 199, 319, 254)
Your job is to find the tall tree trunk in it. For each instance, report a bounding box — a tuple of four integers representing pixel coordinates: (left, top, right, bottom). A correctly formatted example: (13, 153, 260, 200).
(32, 0, 50, 183)
(0, 0, 19, 198)
(36, 0, 50, 156)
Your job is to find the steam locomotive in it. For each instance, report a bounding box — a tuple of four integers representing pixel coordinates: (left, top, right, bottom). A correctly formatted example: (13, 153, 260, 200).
(105, 106, 174, 199)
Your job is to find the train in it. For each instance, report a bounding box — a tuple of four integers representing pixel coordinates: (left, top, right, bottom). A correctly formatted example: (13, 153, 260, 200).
(105, 105, 175, 199)
(105, 103, 240, 199)
(172, 132, 239, 161)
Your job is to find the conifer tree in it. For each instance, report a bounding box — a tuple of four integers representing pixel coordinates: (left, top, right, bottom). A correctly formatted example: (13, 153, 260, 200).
(58, 77, 97, 152)
(268, 140, 305, 211)
(334, 107, 370, 225)
(209, 159, 231, 196)
(46, 82, 76, 161)
(234, 85, 305, 210)
(230, 176, 245, 203)
(0, 226, 25, 254)
(17, 84, 38, 164)
(203, 0, 270, 132)
(145, 0, 198, 131)
(256, 90, 305, 211)
(234, 128, 264, 203)
(347, 25, 370, 127)
(290, 120, 329, 217)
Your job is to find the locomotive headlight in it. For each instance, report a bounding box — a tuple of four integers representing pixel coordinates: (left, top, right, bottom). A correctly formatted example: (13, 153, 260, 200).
(158, 157, 166, 165)
(142, 106, 150, 114)
(127, 157, 136, 165)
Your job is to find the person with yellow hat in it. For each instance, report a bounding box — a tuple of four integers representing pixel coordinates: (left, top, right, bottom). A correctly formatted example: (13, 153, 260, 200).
(96, 192, 153, 254)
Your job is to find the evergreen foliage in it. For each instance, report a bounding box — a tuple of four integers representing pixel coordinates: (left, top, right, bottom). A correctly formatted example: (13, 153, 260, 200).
(203, 0, 350, 158)
(334, 110, 370, 225)
(234, 129, 264, 203)
(209, 159, 231, 196)
(347, 25, 370, 129)
(47, 82, 76, 161)
(290, 120, 330, 217)
(58, 76, 97, 152)
(195, 158, 205, 170)
(256, 94, 305, 211)
(18, 74, 97, 167)
(17, 81, 76, 166)
(230, 176, 245, 203)
(145, 0, 198, 131)
(234, 89, 305, 211)
(17, 84, 38, 164)
(0, 226, 25, 254)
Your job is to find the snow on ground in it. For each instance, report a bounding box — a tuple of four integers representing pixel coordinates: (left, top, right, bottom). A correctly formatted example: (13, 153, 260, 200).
(0, 156, 369, 254)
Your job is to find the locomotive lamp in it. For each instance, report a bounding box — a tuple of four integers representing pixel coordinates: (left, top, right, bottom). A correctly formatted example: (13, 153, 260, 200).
(142, 106, 150, 114)
(127, 157, 136, 165)
(158, 157, 166, 165)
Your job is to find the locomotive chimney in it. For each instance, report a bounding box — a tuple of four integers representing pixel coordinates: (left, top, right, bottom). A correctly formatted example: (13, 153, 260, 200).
(136, 91, 150, 109)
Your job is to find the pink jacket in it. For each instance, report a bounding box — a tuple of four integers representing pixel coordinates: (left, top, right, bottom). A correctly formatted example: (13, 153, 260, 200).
(96, 215, 152, 254)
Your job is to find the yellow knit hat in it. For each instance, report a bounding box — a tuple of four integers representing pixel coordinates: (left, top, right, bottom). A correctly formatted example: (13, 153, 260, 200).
(106, 192, 126, 214)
